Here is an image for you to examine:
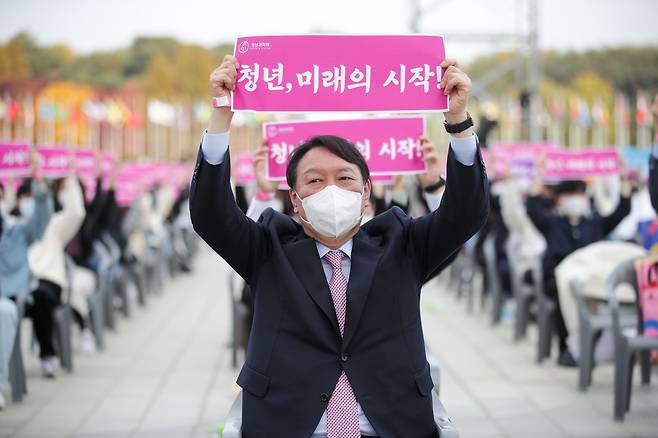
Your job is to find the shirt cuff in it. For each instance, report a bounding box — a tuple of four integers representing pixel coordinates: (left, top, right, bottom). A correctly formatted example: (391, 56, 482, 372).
(449, 133, 478, 166)
(652, 143, 658, 160)
(424, 190, 444, 212)
(201, 130, 230, 165)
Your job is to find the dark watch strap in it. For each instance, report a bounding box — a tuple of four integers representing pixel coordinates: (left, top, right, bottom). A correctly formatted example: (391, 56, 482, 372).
(444, 112, 474, 134)
(423, 177, 446, 193)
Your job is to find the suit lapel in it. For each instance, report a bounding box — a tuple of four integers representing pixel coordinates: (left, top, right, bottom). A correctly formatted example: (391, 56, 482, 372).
(284, 233, 340, 335)
(342, 230, 384, 351)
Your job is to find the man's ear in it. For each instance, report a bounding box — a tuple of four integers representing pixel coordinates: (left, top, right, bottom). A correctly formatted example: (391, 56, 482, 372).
(363, 179, 372, 207)
(289, 188, 298, 212)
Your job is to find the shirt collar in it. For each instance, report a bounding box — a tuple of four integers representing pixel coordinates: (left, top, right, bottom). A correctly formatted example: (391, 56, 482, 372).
(316, 239, 353, 260)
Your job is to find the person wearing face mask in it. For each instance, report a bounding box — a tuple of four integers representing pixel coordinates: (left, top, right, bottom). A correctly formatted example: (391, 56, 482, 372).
(526, 158, 632, 367)
(189, 54, 488, 438)
(0, 152, 52, 408)
(27, 157, 86, 378)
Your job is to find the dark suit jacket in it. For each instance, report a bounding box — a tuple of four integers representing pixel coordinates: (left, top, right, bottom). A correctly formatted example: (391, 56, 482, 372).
(190, 145, 489, 438)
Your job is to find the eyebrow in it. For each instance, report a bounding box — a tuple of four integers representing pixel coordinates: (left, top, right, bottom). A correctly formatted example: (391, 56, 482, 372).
(302, 167, 356, 175)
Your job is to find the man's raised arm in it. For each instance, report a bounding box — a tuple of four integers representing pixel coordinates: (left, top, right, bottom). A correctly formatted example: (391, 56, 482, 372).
(189, 55, 270, 284)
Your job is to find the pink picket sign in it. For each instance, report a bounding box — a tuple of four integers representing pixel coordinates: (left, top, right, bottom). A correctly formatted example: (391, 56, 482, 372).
(74, 149, 97, 176)
(115, 166, 147, 207)
(38, 147, 70, 178)
(634, 256, 658, 357)
(232, 35, 448, 113)
(544, 150, 619, 179)
(234, 153, 255, 186)
(263, 117, 426, 181)
(0, 143, 31, 177)
(488, 143, 561, 178)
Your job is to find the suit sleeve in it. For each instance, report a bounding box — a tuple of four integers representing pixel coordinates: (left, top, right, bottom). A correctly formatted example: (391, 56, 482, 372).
(189, 145, 271, 284)
(407, 144, 489, 283)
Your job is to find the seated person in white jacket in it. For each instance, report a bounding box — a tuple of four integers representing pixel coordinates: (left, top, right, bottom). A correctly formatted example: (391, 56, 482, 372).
(27, 169, 86, 378)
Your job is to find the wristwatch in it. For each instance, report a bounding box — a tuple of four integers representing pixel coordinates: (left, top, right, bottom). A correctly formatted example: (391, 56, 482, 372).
(211, 95, 231, 108)
(444, 112, 473, 134)
(423, 177, 446, 193)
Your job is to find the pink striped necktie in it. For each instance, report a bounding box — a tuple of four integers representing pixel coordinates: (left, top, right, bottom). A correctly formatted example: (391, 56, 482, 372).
(323, 250, 360, 438)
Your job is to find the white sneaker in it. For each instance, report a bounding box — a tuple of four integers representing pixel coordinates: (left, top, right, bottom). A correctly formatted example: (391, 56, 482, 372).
(41, 358, 56, 379)
(0, 391, 6, 410)
(79, 328, 97, 354)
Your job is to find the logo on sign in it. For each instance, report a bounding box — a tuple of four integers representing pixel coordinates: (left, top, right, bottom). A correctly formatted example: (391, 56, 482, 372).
(238, 41, 249, 54)
(266, 126, 278, 137)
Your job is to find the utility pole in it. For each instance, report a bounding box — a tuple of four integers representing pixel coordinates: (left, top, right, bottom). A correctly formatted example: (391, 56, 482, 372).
(412, 0, 542, 141)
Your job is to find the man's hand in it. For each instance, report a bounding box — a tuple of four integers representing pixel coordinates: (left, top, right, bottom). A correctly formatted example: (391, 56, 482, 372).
(440, 59, 472, 126)
(207, 54, 239, 133)
(416, 138, 443, 188)
(253, 145, 278, 194)
(209, 55, 240, 98)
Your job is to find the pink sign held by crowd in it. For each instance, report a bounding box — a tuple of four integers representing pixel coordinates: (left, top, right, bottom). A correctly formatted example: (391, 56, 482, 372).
(634, 256, 658, 358)
(544, 150, 619, 179)
(234, 153, 255, 186)
(0, 143, 31, 177)
(263, 117, 426, 180)
(232, 35, 448, 113)
(38, 147, 70, 178)
(486, 142, 560, 178)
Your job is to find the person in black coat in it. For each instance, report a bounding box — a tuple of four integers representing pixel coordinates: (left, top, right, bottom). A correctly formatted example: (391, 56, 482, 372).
(526, 160, 631, 367)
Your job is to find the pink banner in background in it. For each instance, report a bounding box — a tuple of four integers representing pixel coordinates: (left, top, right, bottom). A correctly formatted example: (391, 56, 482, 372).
(234, 153, 255, 186)
(544, 150, 619, 179)
(38, 147, 70, 178)
(264, 117, 426, 180)
(0, 143, 30, 177)
(232, 35, 448, 112)
(634, 256, 658, 357)
(488, 143, 561, 178)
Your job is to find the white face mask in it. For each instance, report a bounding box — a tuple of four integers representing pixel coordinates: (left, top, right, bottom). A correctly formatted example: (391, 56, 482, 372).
(296, 185, 364, 238)
(557, 195, 590, 218)
(19, 198, 35, 218)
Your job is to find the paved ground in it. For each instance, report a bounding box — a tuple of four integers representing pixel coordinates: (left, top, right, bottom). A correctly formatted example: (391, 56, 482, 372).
(1, 244, 657, 438)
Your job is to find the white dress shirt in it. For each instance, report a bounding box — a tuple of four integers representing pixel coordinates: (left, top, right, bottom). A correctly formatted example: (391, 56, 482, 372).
(199, 128, 478, 437)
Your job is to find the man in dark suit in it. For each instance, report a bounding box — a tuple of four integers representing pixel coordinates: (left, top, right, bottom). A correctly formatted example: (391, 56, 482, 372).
(190, 54, 489, 438)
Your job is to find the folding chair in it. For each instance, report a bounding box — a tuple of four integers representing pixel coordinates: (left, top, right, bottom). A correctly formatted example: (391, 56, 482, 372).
(570, 279, 637, 391)
(606, 258, 657, 421)
(8, 297, 27, 402)
(483, 234, 504, 325)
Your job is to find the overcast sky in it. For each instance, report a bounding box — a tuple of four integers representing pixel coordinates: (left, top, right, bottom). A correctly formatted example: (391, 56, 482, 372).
(1, 0, 657, 60)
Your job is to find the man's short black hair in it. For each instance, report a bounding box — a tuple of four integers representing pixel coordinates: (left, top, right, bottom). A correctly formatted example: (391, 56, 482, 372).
(286, 135, 370, 189)
(554, 179, 587, 196)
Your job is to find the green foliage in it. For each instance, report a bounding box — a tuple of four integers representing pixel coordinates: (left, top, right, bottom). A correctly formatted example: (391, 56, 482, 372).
(0, 38, 31, 79)
(123, 36, 178, 77)
(466, 46, 658, 97)
(59, 50, 129, 89)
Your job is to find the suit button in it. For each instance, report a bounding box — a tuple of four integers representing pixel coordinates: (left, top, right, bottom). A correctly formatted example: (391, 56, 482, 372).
(320, 393, 329, 402)
(341, 354, 348, 362)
